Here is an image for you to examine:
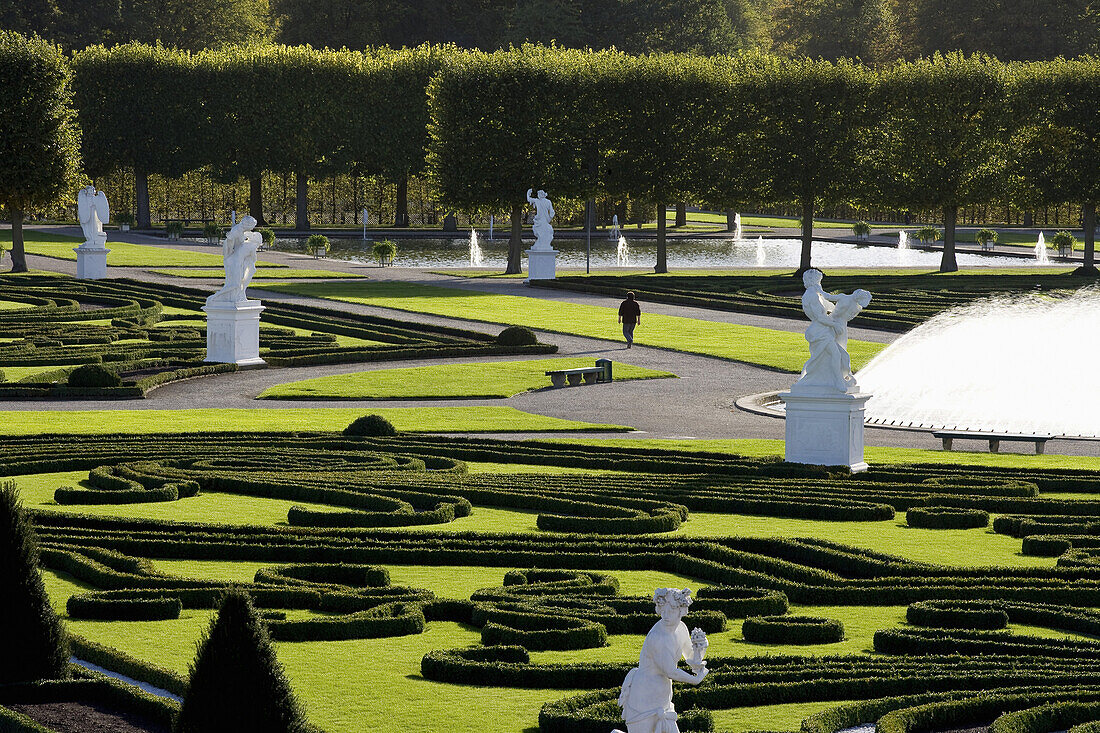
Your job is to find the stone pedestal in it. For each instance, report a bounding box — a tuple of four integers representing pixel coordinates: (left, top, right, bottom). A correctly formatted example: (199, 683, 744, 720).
(202, 300, 265, 367)
(526, 248, 558, 281)
(74, 242, 110, 280)
(779, 390, 871, 472)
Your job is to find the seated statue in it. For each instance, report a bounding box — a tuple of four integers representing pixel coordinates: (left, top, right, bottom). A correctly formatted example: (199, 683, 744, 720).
(613, 588, 709, 733)
(793, 268, 872, 394)
(207, 216, 261, 304)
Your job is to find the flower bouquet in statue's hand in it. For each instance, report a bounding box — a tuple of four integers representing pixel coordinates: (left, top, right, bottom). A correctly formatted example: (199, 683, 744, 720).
(688, 627, 709, 674)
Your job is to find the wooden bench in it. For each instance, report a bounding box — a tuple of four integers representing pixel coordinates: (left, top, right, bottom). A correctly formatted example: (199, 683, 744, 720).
(932, 431, 1055, 455)
(546, 361, 613, 388)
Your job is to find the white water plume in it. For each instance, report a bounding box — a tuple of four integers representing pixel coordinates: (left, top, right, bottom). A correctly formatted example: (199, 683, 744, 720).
(617, 236, 631, 266)
(755, 236, 766, 266)
(857, 288, 1100, 437)
(898, 231, 909, 250)
(469, 229, 484, 266)
(1036, 232, 1050, 264)
(734, 213, 743, 241)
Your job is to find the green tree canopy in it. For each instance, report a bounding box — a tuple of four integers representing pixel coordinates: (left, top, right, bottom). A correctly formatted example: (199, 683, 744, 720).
(897, 0, 1099, 60)
(1011, 58, 1100, 274)
(770, 0, 900, 62)
(0, 480, 69, 683)
(875, 53, 1010, 272)
(0, 30, 81, 272)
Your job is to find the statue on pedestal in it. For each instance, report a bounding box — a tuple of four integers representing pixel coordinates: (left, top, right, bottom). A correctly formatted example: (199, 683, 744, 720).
(207, 216, 261, 304)
(77, 186, 109, 247)
(793, 269, 872, 394)
(612, 588, 709, 733)
(526, 188, 555, 250)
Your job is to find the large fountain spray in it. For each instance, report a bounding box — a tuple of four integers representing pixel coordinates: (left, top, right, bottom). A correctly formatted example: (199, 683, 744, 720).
(755, 237, 766, 266)
(856, 289, 1100, 437)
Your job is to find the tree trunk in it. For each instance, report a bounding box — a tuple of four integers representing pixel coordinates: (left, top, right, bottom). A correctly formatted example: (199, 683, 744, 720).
(675, 202, 686, 227)
(135, 169, 151, 229)
(798, 197, 814, 273)
(9, 206, 27, 273)
(1023, 210, 1033, 228)
(249, 177, 267, 226)
(726, 211, 736, 233)
(506, 203, 522, 275)
(1076, 201, 1099, 276)
(941, 205, 959, 273)
(654, 202, 668, 273)
(295, 172, 310, 231)
(394, 174, 409, 227)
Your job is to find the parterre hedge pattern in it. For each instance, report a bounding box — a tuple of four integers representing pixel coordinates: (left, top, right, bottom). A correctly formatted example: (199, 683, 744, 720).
(539, 272, 1088, 332)
(0, 275, 555, 399)
(9, 433, 1100, 732)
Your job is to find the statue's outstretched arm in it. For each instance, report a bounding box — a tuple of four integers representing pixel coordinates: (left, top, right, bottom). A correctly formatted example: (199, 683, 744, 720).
(526, 188, 535, 204)
(821, 290, 841, 303)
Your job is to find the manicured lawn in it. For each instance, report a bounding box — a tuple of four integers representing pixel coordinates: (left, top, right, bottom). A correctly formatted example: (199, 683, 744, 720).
(0, 407, 631, 436)
(258, 358, 674, 400)
(150, 268, 361, 279)
(257, 281, 885, 372)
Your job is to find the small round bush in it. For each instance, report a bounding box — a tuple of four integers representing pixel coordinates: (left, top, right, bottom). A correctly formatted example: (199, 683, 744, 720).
(258, 227, 275, 245)
(203, 222, 222, 238)
(0, 368, 5, 382)
(497, 326, 538, 346)
(742, 615, 844, 645)
(975, 227, 997, 245)
(308, 234, 330, 253)
(67, 363, 121, 388)
(852, 221, 870, 238)
(906, 506, 989, 529)
(344, 414, 397, 437)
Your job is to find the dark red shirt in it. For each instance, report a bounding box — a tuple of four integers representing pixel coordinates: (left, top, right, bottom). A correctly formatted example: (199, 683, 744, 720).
(618, 300, 641, 324)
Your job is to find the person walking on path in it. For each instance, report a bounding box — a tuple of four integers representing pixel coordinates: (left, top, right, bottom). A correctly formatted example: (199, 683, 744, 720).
(618, 292, 641, 348)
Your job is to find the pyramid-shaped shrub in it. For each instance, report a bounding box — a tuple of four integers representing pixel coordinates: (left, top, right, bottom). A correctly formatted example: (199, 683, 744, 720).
(0, 480, 68, 683)
(175, 589, 308, 733)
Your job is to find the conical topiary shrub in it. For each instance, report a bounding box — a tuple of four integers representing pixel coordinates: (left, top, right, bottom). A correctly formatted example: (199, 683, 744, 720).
(175, 589, 308, 733)
(0, 480, 68, 683)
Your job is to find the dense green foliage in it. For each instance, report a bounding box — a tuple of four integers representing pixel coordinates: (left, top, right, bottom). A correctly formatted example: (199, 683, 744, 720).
(0, 481, 68, 683)
(0, 31, 81, 272)
(741, 615, 845, 644)
(497, 326, 539, 346)
(176, 589, 308, 733)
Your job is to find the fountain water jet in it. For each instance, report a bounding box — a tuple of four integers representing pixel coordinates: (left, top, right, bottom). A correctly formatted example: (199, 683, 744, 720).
(755, 237, 766, 266)
(734, 213, 743, 241)
(898, 231, 909, 250)
(856, 289, 1100, 437)
(1036, 232, 1050, 264)
(468, 229, 484, 267)
(617, 235, 631, 267)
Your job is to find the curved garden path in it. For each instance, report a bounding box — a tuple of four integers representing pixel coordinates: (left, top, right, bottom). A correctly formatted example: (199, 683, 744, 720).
(13, 226, 1100, 456)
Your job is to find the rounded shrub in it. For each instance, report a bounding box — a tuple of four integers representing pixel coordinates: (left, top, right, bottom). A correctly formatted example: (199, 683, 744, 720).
(906, 506, 990, 529)
(852, 221, 870, 239)
(907, 600, 1008, 630)
(497, 326, 539, 346)
(258, 227, 275, 245)
(344, 414, 398, 437)
(67, 363, 122, 388)
(202, 222, 222, 239)
(372, 239, 397, 265)
(307, 234, 330, 254)
(0, 368, 5, 382)
(742, 615, 845, 644)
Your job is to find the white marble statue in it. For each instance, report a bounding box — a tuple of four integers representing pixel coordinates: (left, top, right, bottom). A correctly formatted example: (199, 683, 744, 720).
(207, 216, 261, 304)
(610, 214, 621, 241)
(612, 588, 709, 733)
(527, 188, 555, 250)
(793, 269, 872, 394)
(77, 186, 109, 246)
